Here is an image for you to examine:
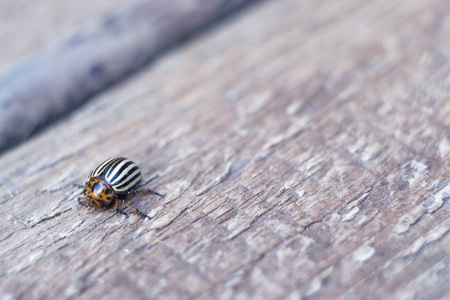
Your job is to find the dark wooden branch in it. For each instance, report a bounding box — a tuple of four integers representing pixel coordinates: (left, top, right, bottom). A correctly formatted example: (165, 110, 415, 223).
(0, 0, 261, 154)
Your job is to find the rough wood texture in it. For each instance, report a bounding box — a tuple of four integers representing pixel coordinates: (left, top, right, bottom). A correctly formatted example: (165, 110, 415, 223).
(0, 0, 258, 153)
(1, 0, 449, 299)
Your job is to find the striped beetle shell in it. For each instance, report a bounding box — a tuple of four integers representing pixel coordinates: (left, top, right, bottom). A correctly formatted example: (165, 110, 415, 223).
(84, 157, 142, 208)
(89, 157, 142, 192)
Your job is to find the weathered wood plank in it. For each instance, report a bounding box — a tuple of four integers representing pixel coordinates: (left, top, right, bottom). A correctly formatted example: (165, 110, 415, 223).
(0, 0, 131, 76)
(0, 0, 259, 153)
(1, 0, 449, 299)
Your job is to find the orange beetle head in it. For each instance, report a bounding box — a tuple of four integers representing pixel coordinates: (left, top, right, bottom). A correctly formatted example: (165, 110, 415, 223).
(84, 178, 115, 208)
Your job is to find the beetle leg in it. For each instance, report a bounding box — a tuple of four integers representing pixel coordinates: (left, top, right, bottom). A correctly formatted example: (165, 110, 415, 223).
(78, 197, 87, 207)
(73, 183, 85, 189)
(113, 198, 128, 216)
(127, 188, 164, 198)
(121, 203, 151, 219)
(116, 209, 128, 216)
(147, 188, 165, 198)
(114, 198, 120, 212)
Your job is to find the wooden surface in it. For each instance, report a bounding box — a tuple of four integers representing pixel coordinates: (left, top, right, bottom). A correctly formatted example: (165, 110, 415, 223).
(1, 0, 450, 299)
(0, 0, 258, 153)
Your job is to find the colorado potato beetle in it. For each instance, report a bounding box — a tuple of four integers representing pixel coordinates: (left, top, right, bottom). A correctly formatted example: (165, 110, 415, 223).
(78, 157, 163, 219)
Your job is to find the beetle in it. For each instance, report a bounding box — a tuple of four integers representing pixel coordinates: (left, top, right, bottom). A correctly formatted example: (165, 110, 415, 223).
(78, 157, 163, 219)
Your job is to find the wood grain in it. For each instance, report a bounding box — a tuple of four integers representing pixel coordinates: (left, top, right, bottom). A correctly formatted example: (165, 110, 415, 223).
(0, 0, 259, 153)
(1, 0, 449, 299)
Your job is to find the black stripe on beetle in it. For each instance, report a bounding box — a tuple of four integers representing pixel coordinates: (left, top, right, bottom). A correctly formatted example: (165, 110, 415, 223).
(79, 157, 164, 219)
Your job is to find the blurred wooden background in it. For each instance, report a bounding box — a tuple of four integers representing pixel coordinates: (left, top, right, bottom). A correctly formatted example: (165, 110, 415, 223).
(1, 0, 449, 299)
(0, 0, 256, 153)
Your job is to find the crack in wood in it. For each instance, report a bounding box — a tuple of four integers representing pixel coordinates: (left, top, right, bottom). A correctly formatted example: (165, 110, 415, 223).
(155, 206, 190, 231)
(227, 204, 276, 240)
(29, 208, 72, 228)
